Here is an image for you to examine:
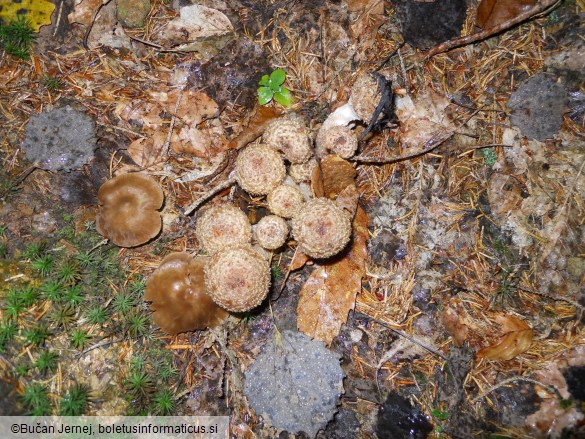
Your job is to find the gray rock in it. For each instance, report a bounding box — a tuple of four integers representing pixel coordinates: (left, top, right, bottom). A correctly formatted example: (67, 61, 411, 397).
(507, 73, 567, 141)
(244, 330, 344, 437)
(21, 106, 96, 172)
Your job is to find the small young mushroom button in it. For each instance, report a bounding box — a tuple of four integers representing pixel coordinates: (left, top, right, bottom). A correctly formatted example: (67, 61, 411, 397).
(196, 204, 252, 255)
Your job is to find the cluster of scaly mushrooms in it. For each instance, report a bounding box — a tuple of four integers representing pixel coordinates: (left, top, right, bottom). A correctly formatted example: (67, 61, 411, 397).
(95, 73, 383, 334)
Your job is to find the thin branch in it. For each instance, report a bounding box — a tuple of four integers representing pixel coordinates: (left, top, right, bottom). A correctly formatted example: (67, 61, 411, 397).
(352, 109, 481, 164)
(472, 376, 562, 404)
(371, 318, 447, 361)
(425, 0, 560, 58)
(182, 177, 237, 216)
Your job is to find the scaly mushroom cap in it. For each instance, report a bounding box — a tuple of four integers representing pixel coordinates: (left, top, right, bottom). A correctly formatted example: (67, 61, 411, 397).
(236, 144, 286, 195)
(263, 115, 313, 164)
(254, 215, 289, 250)
(96, 173, 164, 247)
(317, 125, 358, 159)
(145, 252, 228, 334)
(267, 185, 304, 218)
(349, 73, 381, 124)
(196, 204, 252, 255)
(205, 246, 271, 312)
(292, 198, 352, 259)
(289, 158, 318, 183)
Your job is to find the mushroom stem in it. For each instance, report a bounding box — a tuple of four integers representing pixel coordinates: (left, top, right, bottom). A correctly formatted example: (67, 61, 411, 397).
(183, 177, 237, 216)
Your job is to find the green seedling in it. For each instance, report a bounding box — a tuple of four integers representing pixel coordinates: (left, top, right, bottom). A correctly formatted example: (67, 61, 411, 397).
(257, 69, 293, 107)
(31, 255, 55, 277)
(59, 384, 91, 415)
(0, 16, 36, 59)
(0, 321, 18, 352)
(41, 280, 64, 302)
(70, 329, 90, 350)
(50, 304, 76, 329)
(85, 305, 107, 325)
(22, 383, 52, 415)
(43, 75, 62, 91)
(24, 323, 50, 346)
(125, 312, 149, 338)
(152, 389, 175, 415)
(35, 350, 58, 374)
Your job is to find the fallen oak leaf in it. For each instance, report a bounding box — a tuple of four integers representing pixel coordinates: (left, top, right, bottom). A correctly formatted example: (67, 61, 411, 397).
(297, 206, 368, 346)
(476, 313, 533, 361)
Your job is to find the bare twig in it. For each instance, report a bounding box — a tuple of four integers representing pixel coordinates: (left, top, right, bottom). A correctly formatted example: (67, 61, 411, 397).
(371, 318, 447, 361)
(352, 109, 481, 164)
(472, 376, 562, 404)
(425, 0, 560, 58)
(182, 177, 237, 216)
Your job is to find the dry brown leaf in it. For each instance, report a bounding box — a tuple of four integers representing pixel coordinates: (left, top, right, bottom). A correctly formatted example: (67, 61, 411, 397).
(441, 298, 470, 347)
(289, 249, 310, 272)
(311, 163, 325, 198)
(320, 154, 357, 199)
(336, 183, 359, 219)
(394, 89, 455, 150)
(297, 207, 368, 345)
(476, 313, 533, 361)
(476, 0, 537, 30)
(127, 132, 166, 168)
(227, 106, 282, 150)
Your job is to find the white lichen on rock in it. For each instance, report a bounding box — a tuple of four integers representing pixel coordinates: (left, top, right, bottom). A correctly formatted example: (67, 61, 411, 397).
(244, 330, 344, 437)
(22, 105, 96, 172)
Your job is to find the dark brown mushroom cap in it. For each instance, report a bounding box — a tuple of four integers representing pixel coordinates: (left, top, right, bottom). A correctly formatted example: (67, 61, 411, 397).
(205, 246, 270, 313)
(96, 173, 164, 247)
(145, 252, 228, 334)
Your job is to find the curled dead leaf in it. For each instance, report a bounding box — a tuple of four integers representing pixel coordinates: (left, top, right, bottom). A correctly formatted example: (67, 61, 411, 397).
(476, 0, 537, 30)
(297, 207, 368, 345)
(319, 154, 357, 199)
(476, 313, 533, 361)
(441, 298, 470, 347)
(127, 132, 166, 168)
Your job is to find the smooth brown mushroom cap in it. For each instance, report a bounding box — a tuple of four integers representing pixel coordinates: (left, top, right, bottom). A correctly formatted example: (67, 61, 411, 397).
(205, 246, 270, 313)
(96, 173, 164, 247)
(196, 204, 252, 255)
(292, 198, 352, 259)
(145, 252, 228, 334)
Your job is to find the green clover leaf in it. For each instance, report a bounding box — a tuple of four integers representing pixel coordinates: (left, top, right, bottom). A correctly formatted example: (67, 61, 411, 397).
(257, 86, 274, 105)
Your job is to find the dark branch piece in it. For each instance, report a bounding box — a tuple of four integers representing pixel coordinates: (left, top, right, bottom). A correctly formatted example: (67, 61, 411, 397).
(425, 0, 560, 58)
